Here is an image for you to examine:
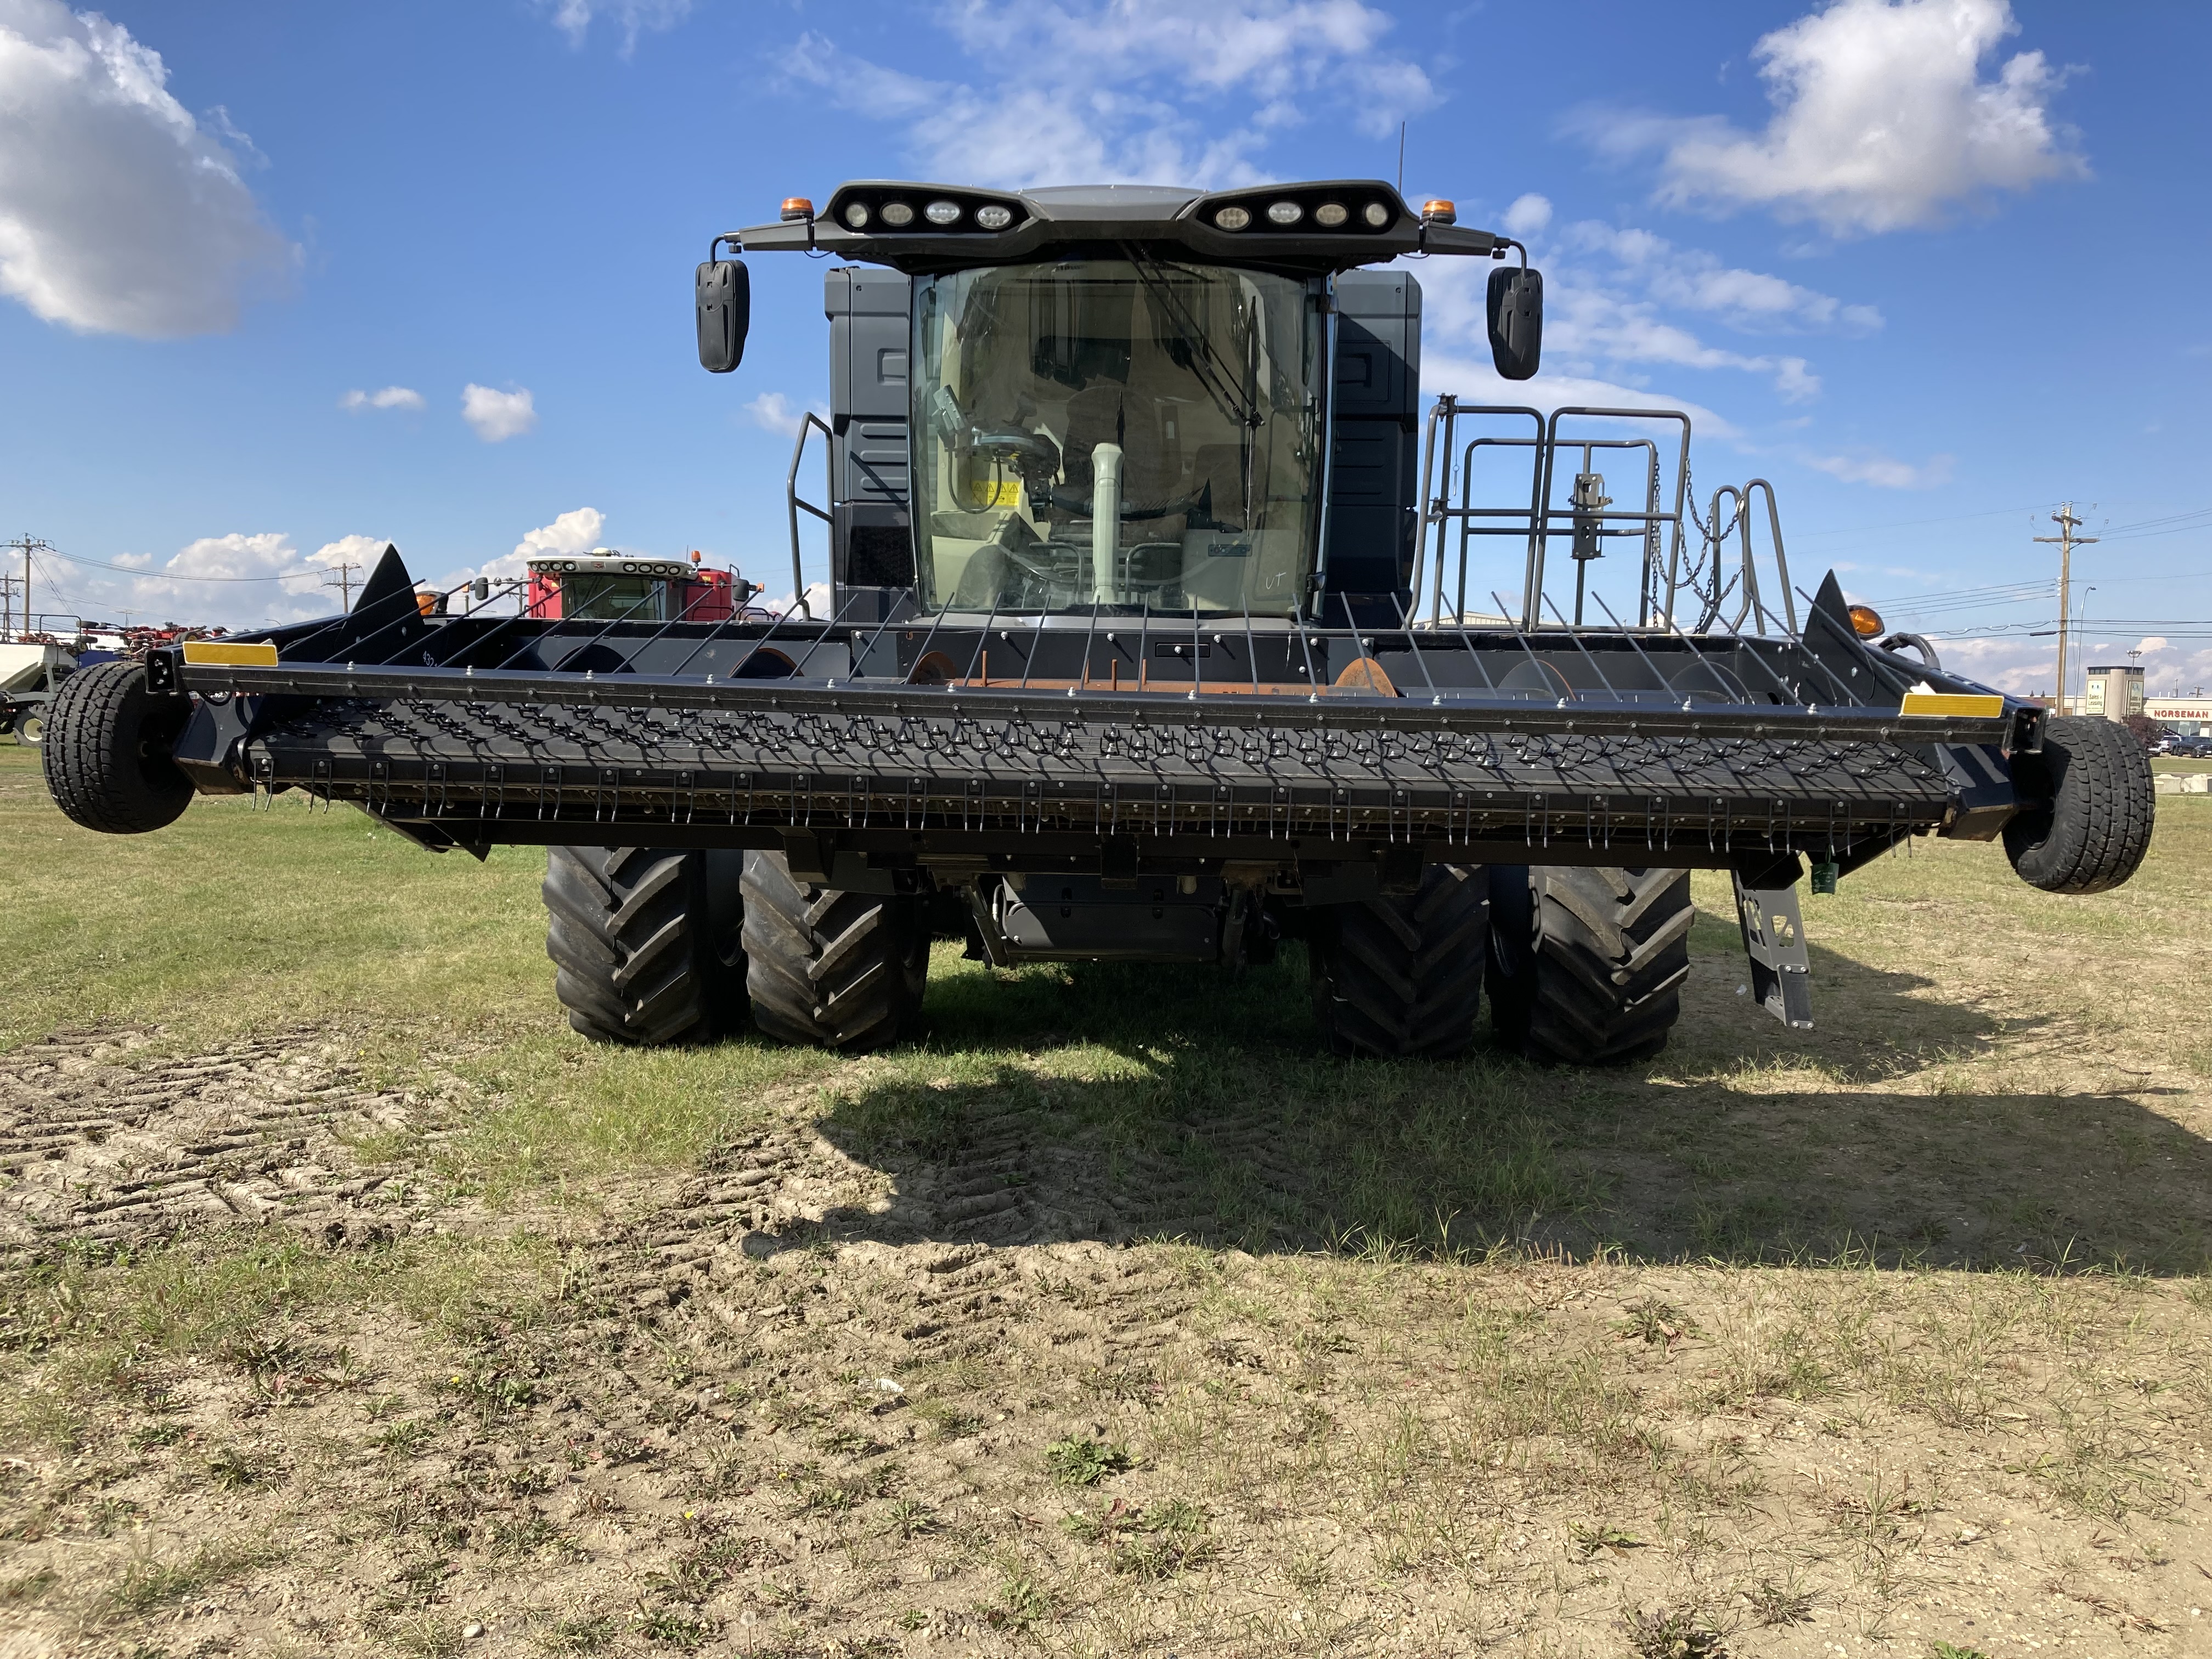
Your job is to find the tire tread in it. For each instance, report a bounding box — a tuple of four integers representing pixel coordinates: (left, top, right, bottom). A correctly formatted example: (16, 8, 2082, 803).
(1309, 864, 1488, 1059)
(740, 852, 926, 1051)
(1488, 866, 1692, 1065)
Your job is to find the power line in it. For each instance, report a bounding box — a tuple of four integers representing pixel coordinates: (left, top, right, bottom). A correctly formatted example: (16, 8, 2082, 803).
(1789, 500, 2059, 541)
(43, 545, 341, 584)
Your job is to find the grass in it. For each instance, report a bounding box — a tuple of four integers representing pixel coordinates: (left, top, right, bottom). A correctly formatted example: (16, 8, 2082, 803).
(1044, 1435, 1134, 1486)
(2, 742, 2209, 1651)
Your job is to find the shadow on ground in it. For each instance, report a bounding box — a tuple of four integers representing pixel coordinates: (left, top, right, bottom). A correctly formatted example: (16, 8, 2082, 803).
(776, 937, 2210, 1275)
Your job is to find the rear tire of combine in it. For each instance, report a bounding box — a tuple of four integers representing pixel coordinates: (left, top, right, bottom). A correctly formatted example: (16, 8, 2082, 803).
(1487, 865, 1693, 1065)
(1307, 864, 1489, 1059)
(2003, 715, 2155, 894)
(41, 661, 191, 833)
(543, 847, 748, 1046)
(740, 850, 928, 1052)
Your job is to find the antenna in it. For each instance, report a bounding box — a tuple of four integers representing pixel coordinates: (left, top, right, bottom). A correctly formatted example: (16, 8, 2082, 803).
(1396, 121, 1406, 195)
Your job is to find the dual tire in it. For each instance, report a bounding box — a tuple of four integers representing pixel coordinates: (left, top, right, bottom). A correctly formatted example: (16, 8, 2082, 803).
(543, 847, 925, 1051)
(1306, 862, 1693, 1065)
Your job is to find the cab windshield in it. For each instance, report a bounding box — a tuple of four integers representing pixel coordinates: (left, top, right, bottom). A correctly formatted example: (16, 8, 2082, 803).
(911, 259, 1325, 615)
(561, 575, 669, 620)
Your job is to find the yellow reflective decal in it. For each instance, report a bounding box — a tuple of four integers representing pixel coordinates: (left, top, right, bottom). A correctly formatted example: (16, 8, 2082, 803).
(1899, 691, 2004, 719)
(181, 641, 279, 667)
(967, 478, 1022, 508)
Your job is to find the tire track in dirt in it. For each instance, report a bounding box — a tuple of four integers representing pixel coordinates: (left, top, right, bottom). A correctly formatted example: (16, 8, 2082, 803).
(0, 1027, 458, 1263)
(578, 1083, 1340, 1432)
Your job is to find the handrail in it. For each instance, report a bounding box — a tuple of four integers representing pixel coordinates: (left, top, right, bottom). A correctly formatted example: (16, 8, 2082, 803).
(1419, 400, 1695, 631)
(786, 411, 833, 619)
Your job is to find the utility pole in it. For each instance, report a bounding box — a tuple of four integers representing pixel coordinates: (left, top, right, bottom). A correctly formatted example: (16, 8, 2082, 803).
(0, 572, 15, 638)
(2034, 504, 2097, 714)
(320, 562, 363, 611)
(1, 537, 55, 640)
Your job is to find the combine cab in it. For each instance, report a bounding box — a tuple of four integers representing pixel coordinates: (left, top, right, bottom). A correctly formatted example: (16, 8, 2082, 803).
(43, 179, 2154, 1062)
(523, 551, 744, 624)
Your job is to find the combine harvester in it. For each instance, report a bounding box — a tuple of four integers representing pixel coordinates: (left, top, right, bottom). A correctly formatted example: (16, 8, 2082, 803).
(43, 180, 2153, 1061)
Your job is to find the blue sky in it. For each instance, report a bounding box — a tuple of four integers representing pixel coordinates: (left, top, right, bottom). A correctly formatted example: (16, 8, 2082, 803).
(2, 0, 2207, 696)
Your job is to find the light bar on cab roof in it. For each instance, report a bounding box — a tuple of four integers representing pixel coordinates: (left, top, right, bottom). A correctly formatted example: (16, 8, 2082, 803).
(527, 554, 698, 580)
(821, 184, 1029, 235)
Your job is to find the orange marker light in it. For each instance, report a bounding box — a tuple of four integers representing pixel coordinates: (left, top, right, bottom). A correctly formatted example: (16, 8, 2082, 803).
(1421, 198, 1457, 224)
(780, 196, 814, 222)
(1847, 604, 1886, 638)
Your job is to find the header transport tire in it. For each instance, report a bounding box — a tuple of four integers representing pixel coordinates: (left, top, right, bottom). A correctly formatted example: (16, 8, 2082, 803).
(41, 660, 191, 834)
(1308, 863, 1489, 1059)
(740, 850, 928, 1052)
(1488, 865, 1693, 1066)
(544, 846, 748, 1045)
(2003, 714, 2155, 894)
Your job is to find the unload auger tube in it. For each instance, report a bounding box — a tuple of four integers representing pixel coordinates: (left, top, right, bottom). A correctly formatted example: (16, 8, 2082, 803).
(43, 175, 2155, 1063)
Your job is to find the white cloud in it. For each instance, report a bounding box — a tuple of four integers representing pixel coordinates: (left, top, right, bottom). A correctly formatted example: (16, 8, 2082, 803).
(1583, 0, 2084, 235)
(1500, 193, 1552, 236)
(0, 0, 294, 336)
(309, 533, 391, 571)
(514, 507, 605, 562)
(1927, 634, 2212, 701)
(1559, 223, 1881, 334)
(340, 385, 424, 413)
(542, 0, 692, 52)
(761, 581, 834, 619)
(461, 383, 537, 442)
(782, 2, 1435, 188)
(1802, 449, 1956, 489)
(445, 506, 608, 593)
(1414, 238, 1848, 410)
(744, 392, 827, 438)
(1421, 351, 1738, 440)
(122, 530, 385, 624)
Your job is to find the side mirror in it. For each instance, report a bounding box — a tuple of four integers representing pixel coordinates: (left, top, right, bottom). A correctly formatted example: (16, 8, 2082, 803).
(1486, 264, 1543, 381)
(696, 258, 750, 373)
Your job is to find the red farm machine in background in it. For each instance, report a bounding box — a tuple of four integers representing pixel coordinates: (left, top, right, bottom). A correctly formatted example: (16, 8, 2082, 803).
(523, 550, 751, 623)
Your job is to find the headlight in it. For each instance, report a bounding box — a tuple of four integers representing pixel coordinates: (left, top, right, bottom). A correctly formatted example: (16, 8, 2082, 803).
(879, 201, 915, 227)
(1362, 201, 1391, 228)
(924, 200, 961, 225)
(1214, 205, 1250, 230)
(842, 202, 870, 229)
(974, 203, 1013, 230)
(1314, 202, 1348, 228)
(1266, 200, 1303, 225)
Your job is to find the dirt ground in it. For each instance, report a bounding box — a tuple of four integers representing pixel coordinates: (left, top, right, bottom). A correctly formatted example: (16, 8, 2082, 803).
(3, 753, 2209, 1658)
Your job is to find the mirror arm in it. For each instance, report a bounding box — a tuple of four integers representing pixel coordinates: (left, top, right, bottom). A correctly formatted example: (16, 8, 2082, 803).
(710, 232, 744, 259)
